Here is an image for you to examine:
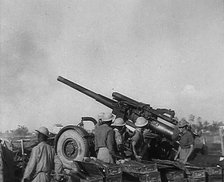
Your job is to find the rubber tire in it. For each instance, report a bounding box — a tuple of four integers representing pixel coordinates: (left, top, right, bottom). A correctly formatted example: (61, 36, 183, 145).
(55, 125, 89, 169)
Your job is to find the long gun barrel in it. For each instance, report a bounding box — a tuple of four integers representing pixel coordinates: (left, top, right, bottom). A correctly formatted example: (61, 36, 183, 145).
(57, 76, 117, 109)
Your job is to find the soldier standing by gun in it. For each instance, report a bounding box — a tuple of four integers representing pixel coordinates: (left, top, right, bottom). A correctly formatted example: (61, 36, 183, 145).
(22, 127, 62, 182)
(131, 117, 148, 160)
(94, 112, 116, 163)
(174, 120, 194, 164)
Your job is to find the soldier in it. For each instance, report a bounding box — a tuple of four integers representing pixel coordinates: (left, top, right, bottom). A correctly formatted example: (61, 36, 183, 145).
(174, 120, 194, 164)
(131, 117, 148, 160)
(94, 112, 116, 163)
(141, 130, 159, 160)
(22, 127, 62, 182)
(111, 118, 126, 158)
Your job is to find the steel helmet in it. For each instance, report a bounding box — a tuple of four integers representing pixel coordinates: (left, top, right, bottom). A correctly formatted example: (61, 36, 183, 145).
(178, 120, 189, 128)
(35, 126, 49, 137)
(135, 117, 148, 127)
(111, 118, 125, 126)
(101, 112, 114, 122)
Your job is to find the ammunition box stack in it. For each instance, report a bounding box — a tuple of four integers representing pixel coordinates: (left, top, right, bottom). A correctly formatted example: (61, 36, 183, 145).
(121, 160, 161, 182)
(205, 167, 223, 182)
(187, 169, 206, 182)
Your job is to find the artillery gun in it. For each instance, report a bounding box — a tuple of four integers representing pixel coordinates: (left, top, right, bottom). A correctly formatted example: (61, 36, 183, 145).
(55, 76, 179, 169)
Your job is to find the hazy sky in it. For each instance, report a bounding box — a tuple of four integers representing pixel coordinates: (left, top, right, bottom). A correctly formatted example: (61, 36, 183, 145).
(1, 0, 224, 132)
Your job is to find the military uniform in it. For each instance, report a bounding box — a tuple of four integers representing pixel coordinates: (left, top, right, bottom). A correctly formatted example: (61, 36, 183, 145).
(22, 141, 62, 182)
(179, 130, 194, 162)
(22, 127, 62, 182)
(95, 123, 115, 163)
(174, 120, 194, 164)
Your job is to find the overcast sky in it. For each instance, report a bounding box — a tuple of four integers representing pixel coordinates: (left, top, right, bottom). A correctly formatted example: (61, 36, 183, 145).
(1, 0, 224, 132)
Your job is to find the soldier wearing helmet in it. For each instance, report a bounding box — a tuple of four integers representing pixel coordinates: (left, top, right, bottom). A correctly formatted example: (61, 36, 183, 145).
(174, 120, 194, 164)
(131, 117, 148, 160)
(94, 112, 116, 163)
(111, 118, 126, 158)
(22, 127, 62, 182)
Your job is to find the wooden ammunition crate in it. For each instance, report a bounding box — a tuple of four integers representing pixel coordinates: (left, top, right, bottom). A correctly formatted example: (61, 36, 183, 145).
(121, 160, 159, 182)
(138, 171, 161, 182)
(165, 170, 185, 181)
(187, 169, 206, 182)
(121, 160, 158, 174)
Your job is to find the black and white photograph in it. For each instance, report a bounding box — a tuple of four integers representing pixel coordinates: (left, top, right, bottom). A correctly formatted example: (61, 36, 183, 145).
(1, 1, 224, 181)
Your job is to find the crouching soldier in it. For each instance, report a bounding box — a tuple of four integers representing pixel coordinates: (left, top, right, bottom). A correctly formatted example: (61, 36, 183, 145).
(22, 127, 63, 182)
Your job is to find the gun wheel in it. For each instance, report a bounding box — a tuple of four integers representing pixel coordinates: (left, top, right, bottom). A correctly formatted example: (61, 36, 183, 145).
(55, 125, 89, 169)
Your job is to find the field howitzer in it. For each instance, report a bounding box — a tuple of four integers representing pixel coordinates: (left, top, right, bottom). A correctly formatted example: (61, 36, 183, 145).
(57, 76, 177, 140)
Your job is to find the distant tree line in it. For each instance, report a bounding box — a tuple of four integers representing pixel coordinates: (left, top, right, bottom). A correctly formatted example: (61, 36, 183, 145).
(179, 114, 223, 134)
(0, 125, 32, 139)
